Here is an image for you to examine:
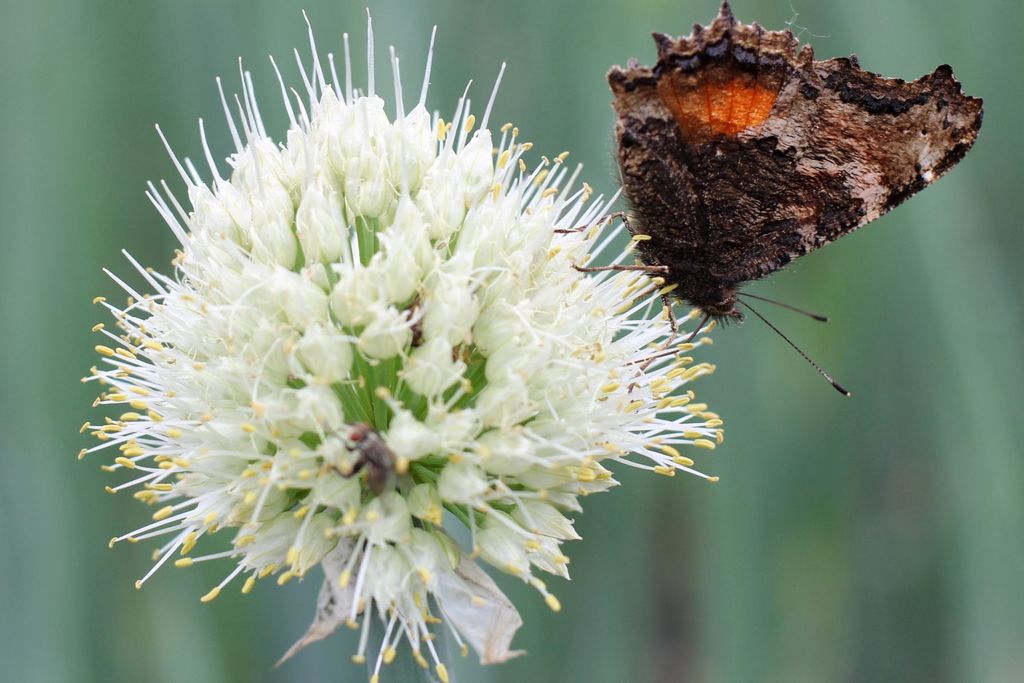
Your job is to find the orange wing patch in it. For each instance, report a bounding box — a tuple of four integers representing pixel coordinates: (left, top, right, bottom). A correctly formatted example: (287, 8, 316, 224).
(658, 73, 778, 141)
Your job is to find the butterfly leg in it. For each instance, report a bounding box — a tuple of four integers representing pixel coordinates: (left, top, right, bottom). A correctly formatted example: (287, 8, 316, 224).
(661, 294, 678, 333)
(555, 211, 631, 234)
(573, 263, 669, 273)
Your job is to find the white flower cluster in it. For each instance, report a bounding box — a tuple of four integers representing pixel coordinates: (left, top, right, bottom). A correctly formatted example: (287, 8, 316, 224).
(81, 19, 722, 680)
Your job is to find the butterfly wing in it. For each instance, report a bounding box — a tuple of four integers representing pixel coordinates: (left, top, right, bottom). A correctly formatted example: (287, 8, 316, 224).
(609, 2, 982, 309)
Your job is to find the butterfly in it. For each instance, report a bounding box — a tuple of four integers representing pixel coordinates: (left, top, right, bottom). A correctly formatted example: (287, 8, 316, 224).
(603, 1, 981, 386)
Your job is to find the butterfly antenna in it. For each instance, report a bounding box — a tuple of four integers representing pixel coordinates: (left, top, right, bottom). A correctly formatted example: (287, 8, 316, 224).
(737, 299, 851, 396)
(685, 312, 711, 343)
(738, 292, 829, 322)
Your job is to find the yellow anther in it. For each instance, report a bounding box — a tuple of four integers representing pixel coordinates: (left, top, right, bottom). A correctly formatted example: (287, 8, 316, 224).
(240, 422, 256, 433)
(412, 650, 429, 669)
(132, 490, 157, 503)
(600, 382, 620, 393)
(497, 149, 511, 168)
(258, 564, 277, 579)
(518, 159, 526, 173)
(200, 586, 221, 603)
(435, 118, 446, 141)
(152, 505, 174, 521)
(180, 532, 197, 555)
(656, 396, 676, 410)
(673, 455, 695, 467)
(143, 340, 163, 351)
(424, 504, 443, 526)
(286, 546, 299, 565)
(276, 570, 295, 586)
(631, 234, 652, 241)
(92, 296, 106, 304)
(120, 412, 142, 422)
(545, 594, 562, 612)
(241, 575, 256, 595)
(500, 122, 513, 132)
(575, 467, 596, 483)
(555, 150, 570, 163)
(659, 444, 681, 458)
(615, 300, 637, 315)
(128, 398, 146, 410)
(658, 283, 679, 296)
(463, 114, 476, 133)
(436, 663, 450, 683)
(532, 168, 547, 186)
(114, 457, 136, 469)
(149, 483, 172, 492)
(520, 141, 533, 152)
(692, 439, 716, 450)
(685, 403, 708, 413)
(716, 429, 725, 444)
(383, 647, 397, 664)
(79, 421, 91, 433)
(243, 491, 257, 505)
(623, 400, 644, 412)
(705, 418, 724, 428)
(115, 347, 136, 360)
(174, 557, 194, 568)
(77, 448, 88, 460)
(91, 323, 105, 332)
(542, 187, 559, 198)
(147, 410, 163, 422)
(654, 465, 676, 477)
(230, 532, 253, 548)
(707, 475, 720, 483)
(104, 485, 117, 495)
(338, 569, 352, 588)
(292, 505, 309, 519)
(95, 345, 115, 357)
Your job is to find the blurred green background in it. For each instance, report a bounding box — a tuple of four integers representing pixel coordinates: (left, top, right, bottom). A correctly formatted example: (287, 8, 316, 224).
(2, 0, 1021, 681)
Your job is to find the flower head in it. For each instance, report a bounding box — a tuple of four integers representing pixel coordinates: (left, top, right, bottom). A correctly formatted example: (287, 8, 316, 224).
(82, 16, 723, 678)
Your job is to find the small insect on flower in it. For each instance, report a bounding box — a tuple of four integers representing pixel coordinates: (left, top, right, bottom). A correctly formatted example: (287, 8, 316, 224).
(343, 423, 397, 494)
(82, 13, 724, 679)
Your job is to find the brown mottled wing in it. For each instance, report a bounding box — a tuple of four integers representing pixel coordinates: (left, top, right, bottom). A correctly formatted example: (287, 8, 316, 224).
(608, 2, 982, 310)
(738, 57, 983, 280)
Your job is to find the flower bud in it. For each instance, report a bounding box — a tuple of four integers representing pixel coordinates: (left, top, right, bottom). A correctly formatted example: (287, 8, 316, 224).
(292, 322, 353, 383)
(437, 459, 488, 504)
(357, 304, 412, 359)
(296, 178, 348, 264)
(477, 514, 530, 576)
